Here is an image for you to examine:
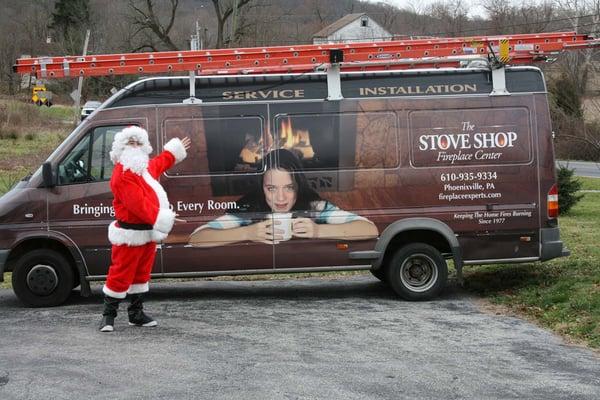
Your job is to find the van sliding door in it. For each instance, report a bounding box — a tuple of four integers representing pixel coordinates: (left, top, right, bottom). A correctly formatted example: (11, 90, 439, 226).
(159, 104, 275, 274)
(268, 101, 384, 270)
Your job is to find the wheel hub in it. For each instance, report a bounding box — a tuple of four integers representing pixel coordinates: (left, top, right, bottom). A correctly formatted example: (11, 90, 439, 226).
(409, 264, 426, 279)
(400, 254, 438, 292)
(26, 264, 58, 296)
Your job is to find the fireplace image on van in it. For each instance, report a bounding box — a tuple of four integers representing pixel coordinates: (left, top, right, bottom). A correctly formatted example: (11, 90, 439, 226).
(236, 118, 317, 166)
(165, 108, 398, 200)
(188, 147, 379, 248)
(200, 112, 363, 196)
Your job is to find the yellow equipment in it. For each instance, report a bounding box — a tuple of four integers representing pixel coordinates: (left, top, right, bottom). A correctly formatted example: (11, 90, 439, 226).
(31, 84, 53, 107)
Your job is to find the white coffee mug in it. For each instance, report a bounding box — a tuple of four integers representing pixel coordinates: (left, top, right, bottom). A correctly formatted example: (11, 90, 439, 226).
(268, 212, 293, 242)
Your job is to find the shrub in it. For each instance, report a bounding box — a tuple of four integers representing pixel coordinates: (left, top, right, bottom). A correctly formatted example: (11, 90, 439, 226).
(0, 128, 18, 140)
(557, 165, 583, 215)
(549, 74, 583, 118)
(0, 173, 21, 195)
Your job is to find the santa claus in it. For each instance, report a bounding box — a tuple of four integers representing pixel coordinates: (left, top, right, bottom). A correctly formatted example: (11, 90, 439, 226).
(100, 125, 190, 332)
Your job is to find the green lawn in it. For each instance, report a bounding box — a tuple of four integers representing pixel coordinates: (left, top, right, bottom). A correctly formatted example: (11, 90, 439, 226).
(579, 176, 600, 191)
(0, 98, 71, 193)
(464, 191, 600, 348)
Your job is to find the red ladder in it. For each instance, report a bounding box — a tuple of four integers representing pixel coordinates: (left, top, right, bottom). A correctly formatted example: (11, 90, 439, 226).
(13, 31, 600, 79)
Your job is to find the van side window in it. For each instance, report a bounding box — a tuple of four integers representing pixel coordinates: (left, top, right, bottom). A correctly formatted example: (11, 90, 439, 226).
(274, 112, 398, 171)
(58, 125, 123, 185)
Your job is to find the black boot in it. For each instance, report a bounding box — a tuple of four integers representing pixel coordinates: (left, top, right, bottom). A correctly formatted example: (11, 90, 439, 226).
(128, 293, 157, 327)
(99, 295, 121, 332)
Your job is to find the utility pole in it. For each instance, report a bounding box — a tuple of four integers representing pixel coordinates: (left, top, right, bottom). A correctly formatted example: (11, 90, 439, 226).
(230, 0, 239, 47)
(191, 21, 206, 50)
(73, 29, 90, 124)
(198, 21, 206, 50)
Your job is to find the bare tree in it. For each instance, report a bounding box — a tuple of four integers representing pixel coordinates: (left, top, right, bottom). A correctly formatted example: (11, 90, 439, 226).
(553, 0, 600, 95)
(517, 2, 555, 33)
(482, 0, 518, 34)
(429, 0, 469, 36)
(0, 1, 55, 94)
(128, 0, 180, 51)
(211, 0, 253, 48)
(548, 1, 600, 160)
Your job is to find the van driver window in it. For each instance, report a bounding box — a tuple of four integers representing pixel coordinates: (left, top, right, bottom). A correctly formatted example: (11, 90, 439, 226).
(58, 125, 125, 185)
(58, 134, 91, 184)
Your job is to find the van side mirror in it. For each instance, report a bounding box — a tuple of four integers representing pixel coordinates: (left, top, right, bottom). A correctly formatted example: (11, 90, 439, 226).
(42, 162, 56, 188)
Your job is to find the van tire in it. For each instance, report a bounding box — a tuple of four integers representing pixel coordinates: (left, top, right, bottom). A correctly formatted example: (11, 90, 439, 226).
(12, 249, 74, 307)
(387, 243, 447, 301)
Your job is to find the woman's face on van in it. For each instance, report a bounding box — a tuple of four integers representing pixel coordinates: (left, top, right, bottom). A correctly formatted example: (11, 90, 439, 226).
(263, 169, 297, 212)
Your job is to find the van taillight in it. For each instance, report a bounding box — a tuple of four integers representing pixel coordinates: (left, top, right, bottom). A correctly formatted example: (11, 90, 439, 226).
(548, 184, 559, 218)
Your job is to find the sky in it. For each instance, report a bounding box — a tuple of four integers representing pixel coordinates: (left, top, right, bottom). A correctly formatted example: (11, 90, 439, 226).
(366, 0, 489, 19)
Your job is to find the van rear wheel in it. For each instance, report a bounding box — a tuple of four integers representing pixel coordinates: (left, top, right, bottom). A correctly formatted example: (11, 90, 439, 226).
(387, 243, 447, 301)
(12, 249, 74, 307)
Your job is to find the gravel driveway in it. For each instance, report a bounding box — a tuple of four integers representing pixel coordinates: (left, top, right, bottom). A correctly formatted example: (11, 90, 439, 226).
(0, 275, 598, 400)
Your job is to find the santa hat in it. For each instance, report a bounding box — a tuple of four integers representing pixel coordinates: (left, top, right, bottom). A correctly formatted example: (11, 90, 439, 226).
(110, 126, 153, 164)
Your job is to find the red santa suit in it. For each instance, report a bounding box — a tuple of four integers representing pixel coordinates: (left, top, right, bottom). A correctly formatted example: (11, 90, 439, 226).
(103, 126, 187, 299)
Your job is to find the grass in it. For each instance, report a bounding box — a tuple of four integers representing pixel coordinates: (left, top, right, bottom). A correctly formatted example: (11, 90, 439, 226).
(0, 98, 71, 194)
(578, 176, 600, 191)
(464, 190, 600, 349)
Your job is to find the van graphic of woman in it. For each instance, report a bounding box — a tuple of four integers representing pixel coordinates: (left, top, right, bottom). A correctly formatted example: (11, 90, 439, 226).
(188, 148, 378, 247)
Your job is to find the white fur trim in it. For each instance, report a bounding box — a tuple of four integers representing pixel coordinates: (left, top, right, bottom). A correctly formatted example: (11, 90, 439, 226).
(142, 170, 174, 237)
(142, 171, 169, 209)
(154, 208, 175, 234)
(110, 126, 152, 165)
(164, 138, 187, 164)
(151, 230, 169, 242)
(128, 282, 149, 294)
(103, 284, 127, 299)
(108, 221, 153, 246)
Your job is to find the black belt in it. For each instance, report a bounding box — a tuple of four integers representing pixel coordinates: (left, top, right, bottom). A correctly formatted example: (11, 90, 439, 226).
(117, 220, 153, 230)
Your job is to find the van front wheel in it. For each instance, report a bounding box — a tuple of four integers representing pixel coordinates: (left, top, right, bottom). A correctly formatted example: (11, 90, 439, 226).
(12, 249, 74, 307)
(387, 243, 447, 301)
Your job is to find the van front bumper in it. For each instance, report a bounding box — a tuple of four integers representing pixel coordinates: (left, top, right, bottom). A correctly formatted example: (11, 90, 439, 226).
(0, 249, 9, 282)
(540, 227, 570, 261)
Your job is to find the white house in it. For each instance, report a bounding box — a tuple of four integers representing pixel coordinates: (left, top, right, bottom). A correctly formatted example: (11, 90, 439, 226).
(312, 13, 393, 44)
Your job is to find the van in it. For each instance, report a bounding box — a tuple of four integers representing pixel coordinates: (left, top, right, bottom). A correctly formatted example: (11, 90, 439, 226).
(0, 65, 569, 306)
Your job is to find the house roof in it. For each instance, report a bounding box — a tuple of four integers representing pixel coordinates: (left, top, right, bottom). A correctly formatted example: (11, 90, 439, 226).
(312, 13, 367, 38)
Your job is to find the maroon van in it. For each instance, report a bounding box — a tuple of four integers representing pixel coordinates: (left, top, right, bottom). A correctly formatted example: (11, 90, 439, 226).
(0, 65, 569, 306)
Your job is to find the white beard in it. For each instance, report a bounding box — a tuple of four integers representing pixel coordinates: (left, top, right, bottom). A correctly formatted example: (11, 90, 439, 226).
(120, 147, 149, 175)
